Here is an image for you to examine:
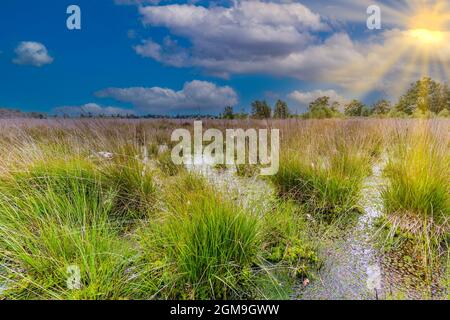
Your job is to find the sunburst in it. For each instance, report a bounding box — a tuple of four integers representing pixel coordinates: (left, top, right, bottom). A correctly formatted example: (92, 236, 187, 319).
(329, 0, 450, 97)
(408, 29, 445, 45)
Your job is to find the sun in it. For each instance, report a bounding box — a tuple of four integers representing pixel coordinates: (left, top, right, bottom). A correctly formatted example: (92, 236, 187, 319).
(407, 8, 447, 31)
(333, 0, 450, 97)
(406, 5, 448, 47)
(408, 28, 445, 45)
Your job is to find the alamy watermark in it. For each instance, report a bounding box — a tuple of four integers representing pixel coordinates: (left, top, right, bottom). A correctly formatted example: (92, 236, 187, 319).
(65, 4, 381, 31)
(367, 5, 382, 30)
(171, 121, 280, 176)
(67, 5, 81, 30)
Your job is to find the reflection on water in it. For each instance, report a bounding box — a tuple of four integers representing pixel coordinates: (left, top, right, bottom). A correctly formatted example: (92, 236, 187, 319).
(298, 160, 448, 300)
(185, 153, 276, 214)
(186, 155, 448, 299)
(297, 162, 385, 300)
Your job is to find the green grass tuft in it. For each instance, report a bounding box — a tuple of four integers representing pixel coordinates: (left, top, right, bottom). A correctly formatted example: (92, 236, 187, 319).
(0, 158, 134, 299)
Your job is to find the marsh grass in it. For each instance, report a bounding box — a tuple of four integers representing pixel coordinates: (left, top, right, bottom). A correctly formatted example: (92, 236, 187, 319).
(271, 120, 381, 217)
(0, 158, 134, 299)
(383, 122, 449, 226)
(378, 121, 450, 294)
(135, 173, 260, 299)
(261, 201, 319, 278)
(101, 157, 158, 220)
(156, 150, 184, 176)
(134, 173, 320, 299)
(0, 118, 448, 300)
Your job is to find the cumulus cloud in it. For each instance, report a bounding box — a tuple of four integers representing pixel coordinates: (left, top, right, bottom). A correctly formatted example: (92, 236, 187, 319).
(135, 37, 189, 67)
(117, 0, 450, 100)
(96, 80, 238, 114)
(115, 0, 202, 5)
(289, 89, 346, 106)
(132, 1, 450, 97)
(13, 41, 53, 67)
(135, 1, 330, 77)
(54, 103, 136, 117)
(133, 1, 376, 86)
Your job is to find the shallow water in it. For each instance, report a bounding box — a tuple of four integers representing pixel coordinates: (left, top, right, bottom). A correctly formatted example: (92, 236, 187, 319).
(297, 160, 448, 300)
(0, 153, 445, 299)
(186, 156, 448, 300)
(185, 154, 276, 213)
(296, 162, 385, 300)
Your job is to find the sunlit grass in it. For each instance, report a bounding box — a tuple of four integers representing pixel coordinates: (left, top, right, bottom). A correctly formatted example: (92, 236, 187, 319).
(0, 159, 134, 299)
(383, 121, 449, 227)
(0, 118, 447, 300)
(271, 120, 381, 216)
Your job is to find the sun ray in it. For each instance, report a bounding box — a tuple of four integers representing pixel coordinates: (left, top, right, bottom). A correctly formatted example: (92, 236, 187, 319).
(419, 43, 431, 79)
(351, 42, 413, 97)
(440, 54, 450, 79)
(322, 0, 410, 25)
(336, 0, 450, 96)
(390, 47, 423, 98)
(435, 51, 450, 82)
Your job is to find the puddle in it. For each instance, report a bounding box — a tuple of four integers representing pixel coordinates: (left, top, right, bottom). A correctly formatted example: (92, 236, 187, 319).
(1, 153, 446, 300)
(185, 154, 276, 214)
(297, 158, 448, 300)
(297, 161, 386, 300)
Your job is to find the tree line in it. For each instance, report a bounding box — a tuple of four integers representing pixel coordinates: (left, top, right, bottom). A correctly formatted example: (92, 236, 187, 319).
(221, 99, 291, 119)
(0, 108, 46, 119)
(221, 77, 450, 119)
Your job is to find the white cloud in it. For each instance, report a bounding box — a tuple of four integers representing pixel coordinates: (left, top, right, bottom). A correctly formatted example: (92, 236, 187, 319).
(134, 1, 450, 95)
(289, 89, 346, 106)
(115, 0, 202, 5)
(133, 2, 374, 85)
(13, 41, 53, 67)
(136, 1, 328, 76)
(96, 80, 238, 114)
(130, 0, 450, 97)
(135, 37, 189, 67)
(54, 103, 135, 116)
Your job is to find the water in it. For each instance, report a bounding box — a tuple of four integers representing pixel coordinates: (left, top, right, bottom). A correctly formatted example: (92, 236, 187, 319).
(297, 162, 385, 300)
(297, 159, 448, 300)
(185, 154, 276, 213)
(1, 153, 445, 299)
(186, 156, 444, 300)
(186, 155, 391, 299)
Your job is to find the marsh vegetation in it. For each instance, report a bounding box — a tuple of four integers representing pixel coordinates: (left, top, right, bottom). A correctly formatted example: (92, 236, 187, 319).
(0, 118, 448, 300)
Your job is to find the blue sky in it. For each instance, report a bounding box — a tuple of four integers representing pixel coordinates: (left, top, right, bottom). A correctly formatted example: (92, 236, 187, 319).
(1, 0, 448, 115)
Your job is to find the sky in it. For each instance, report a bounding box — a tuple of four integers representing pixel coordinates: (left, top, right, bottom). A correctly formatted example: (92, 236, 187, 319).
(1, 0, 449, 116)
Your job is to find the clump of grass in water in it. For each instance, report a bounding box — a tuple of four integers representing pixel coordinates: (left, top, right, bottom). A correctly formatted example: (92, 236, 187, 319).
(136, 174, 260, 299)
(261, 201, 320, 279)
(134, 173, 320, 299)
(0, 158, 135, 299)
(383, 123, 449, 226)
(272, 142, 373, 217)
(381, 122, 449, 294)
